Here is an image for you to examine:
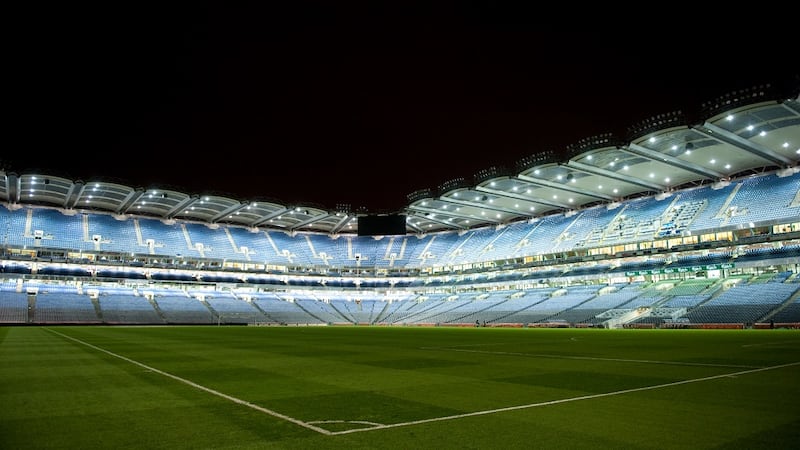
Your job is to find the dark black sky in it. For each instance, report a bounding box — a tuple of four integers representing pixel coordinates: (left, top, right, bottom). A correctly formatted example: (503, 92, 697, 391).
(7, 5, 798, 212)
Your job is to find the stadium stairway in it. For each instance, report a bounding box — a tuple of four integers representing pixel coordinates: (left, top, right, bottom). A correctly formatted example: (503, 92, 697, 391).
(27, 294, 35, 324)
(294, 301, 334, 325)
(605, 308, 652, 328)
(451, 295, 513, 325)
(198, 298, 220, 323)
(248, 300, 282, 325)
(329, 301, 355, 323)
(759, 288, 800, 323)
(371, 301, 391, 324)
(146, 297, 168, 323)
(690, 280, 726, 306)
(616, 307, 689, 328)
(90, 297, 104, 322)
(490, 294, 548, 324)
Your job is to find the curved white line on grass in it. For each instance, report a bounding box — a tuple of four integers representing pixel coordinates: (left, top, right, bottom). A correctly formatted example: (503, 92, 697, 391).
(331, 360, 800, 435)
(422, 346, 759, 369)
(45, 328, 332, 435)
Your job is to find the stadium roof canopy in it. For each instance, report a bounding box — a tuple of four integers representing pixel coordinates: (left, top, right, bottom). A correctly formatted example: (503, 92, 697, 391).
(2, 84, 799, 236)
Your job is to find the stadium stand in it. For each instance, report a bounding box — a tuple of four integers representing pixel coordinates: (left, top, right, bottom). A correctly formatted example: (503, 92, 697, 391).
(1, 85, 799, 328)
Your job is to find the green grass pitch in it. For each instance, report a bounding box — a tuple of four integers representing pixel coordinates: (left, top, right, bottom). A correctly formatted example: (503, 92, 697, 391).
(1, 326, 799, 449)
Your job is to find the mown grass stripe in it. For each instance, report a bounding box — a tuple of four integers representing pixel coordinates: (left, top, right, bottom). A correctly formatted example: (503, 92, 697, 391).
(331, 360, 800, 435)
(45, 328, 332, 435)
(423, 346, 760, 368)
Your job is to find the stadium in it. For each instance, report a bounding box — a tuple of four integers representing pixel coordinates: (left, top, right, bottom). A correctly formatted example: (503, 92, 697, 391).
(2, 83, 800, 448)
(3, 83, 800, 329)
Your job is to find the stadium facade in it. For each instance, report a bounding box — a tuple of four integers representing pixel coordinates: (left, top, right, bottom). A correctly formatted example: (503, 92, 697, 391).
(2, 84, 800, 329)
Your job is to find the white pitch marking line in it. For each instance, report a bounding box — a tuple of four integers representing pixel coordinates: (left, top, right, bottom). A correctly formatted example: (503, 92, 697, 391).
(741, 340, 798, 348)
(330, 360, 800, 435)
(422, 346, 759, 369)
(308, 420, 385, 427)
(46, 328, 332, 435)
(425, 342, 512, 348)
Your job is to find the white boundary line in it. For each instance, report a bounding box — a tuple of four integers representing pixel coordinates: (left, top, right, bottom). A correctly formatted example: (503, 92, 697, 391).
(421, 346, 759, 369)
(45, 328, 800, 437)
(741, 340, 797, 348)
(330, 360, 800, 435)
(45, 328, 332, 435)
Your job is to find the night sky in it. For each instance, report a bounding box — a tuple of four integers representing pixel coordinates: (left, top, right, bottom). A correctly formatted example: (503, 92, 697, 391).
(7, 5, 797, 212)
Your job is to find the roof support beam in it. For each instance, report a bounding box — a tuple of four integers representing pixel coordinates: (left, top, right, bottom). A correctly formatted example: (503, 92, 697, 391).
(250, 207, 291, 228)
(782, 99, 800, 116)
(413, 196, 516, 222)
(410, 211, 476, 229)
(472, 185, 568, 212)
(470, 186, 554, 215)
(5, 172, 19, 204)
(696, 123, 793, 167)
(165, 195, 200, 219)
(210, 202, 251, 223)
(117, 189, 145, 214)
(625, 142, 725, 179)
(405, 221, 424, 234)
(405, 206, 472, 229)
(330, 214, 354, 234)
(565, 160, 664, 191)
(64, 181, 86, 210)
(288, 213, 331, 232)
(513, 173, 614, 202)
